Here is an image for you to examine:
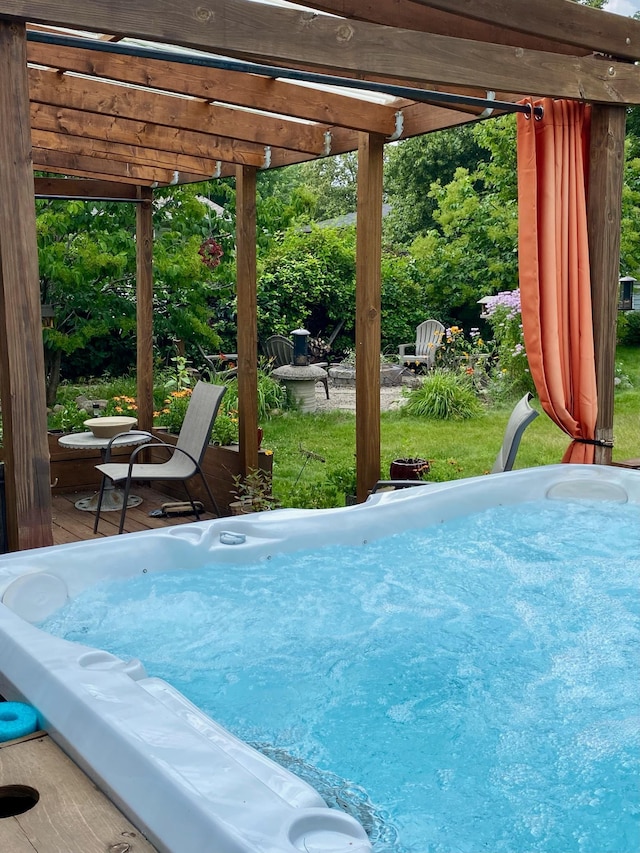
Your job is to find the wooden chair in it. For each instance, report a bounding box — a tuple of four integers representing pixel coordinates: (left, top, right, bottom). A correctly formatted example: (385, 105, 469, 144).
(264, 334, 329, 399)
(398, 319, 445, 368)
(93, 381, 226, 534)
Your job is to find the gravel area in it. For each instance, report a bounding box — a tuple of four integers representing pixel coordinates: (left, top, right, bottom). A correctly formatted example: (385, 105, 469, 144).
(313, 380, 408, 413)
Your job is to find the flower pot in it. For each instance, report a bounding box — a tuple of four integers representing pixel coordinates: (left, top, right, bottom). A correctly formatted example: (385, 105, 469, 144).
(389, 457, 430, 480)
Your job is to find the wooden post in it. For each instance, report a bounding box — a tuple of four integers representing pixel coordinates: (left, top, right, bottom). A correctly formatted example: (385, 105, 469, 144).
(235, 166, 259, 475)
(0, 21, 53, 550)
(355, 132, 384, 501)
(587, 105, 626, 465)
(136, 186, 154, 433)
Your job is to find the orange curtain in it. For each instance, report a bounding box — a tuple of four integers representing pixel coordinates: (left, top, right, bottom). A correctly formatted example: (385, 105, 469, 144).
(517, 98, 597, 464)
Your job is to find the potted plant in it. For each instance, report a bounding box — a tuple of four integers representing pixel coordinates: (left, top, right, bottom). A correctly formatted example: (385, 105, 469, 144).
(389, 457, 430, 480)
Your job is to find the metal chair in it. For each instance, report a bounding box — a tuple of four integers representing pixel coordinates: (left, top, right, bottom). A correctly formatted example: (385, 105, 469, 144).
(370, 392, 539, 493)
(93, 381, 226, 534)
(264, 334, 329, 399)
(398, 319, 445, 368)
(490, 392, 538, 473)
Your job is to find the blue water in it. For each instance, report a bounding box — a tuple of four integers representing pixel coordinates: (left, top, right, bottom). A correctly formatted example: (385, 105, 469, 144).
(41, 500, 640, 853)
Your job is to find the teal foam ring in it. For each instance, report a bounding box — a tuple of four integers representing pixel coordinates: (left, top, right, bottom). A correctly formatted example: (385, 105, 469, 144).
(0, 702, 38, 742)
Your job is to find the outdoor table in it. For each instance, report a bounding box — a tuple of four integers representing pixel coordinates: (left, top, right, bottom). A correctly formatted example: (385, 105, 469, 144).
(58, 430, 152, 512)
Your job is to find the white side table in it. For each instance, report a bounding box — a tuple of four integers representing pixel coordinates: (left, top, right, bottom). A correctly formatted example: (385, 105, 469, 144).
(58, 430, 152, 512)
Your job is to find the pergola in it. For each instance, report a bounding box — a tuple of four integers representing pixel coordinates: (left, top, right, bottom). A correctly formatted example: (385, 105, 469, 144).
(1, 0, 639, 552)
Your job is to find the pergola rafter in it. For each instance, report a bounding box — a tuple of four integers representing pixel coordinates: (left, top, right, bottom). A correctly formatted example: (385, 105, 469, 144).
(0, 0, 638, 550)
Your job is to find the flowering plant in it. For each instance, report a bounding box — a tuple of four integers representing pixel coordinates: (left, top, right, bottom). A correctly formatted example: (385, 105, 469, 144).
(154, 388, 193, 435)
(210, 410, 239, 445)
(482, 289, 535, 396)
(104, 395, 138, 418)
(198, 237, 224, 269)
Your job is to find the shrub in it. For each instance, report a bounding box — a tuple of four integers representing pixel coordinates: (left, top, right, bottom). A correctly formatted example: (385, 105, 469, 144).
(401, 370, 482, 420)
(221, 372, 288, 422)
(618, 311, 640, 346)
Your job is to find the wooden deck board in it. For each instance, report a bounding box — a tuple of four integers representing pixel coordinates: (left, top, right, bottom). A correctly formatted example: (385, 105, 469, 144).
(51, 486, 217, 545)
(0, 734, 157, 852)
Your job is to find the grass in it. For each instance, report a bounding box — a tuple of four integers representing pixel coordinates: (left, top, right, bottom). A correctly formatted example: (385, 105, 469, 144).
(41, 346, 640, 509)
(265, 346, 640, 507)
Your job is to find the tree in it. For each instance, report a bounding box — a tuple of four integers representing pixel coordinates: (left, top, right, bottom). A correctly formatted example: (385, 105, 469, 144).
(408, 116, 519, 326)
(384, 125, 489, 245)
(38, 182, 231, 404)
(289, 153, 359, 222)
(256, 226, 356, 347)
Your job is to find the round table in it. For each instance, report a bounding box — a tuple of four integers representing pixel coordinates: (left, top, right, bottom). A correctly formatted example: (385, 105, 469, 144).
(58, 430, 152, 512)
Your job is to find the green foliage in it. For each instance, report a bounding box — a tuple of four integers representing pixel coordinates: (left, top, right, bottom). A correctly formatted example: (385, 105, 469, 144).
(257, 226, 356, 343)
(221, 373, 289, 423)
(618, 310, 640, 346)
(401, 370, 483, 420)
(231, 468, 280, 511)
(210, 413, 239, 446)
(47, 400, 90, 432)
(325, 464, 357, 498)
(385, 126, 489, 245)
(380, 255, 428, 353)
(288, 154, 359, 222)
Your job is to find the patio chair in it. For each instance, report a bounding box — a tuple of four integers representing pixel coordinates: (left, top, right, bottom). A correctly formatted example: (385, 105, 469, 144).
(370, 392, 538, 493)
(264, 334, 330, 399)
(490, 391, 538, 473)
(93, 381, 226, 534)
(398, 319, 445, 368)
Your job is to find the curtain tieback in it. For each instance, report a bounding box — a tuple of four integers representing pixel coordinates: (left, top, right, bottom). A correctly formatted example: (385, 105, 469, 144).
(573, 437, 614, 447)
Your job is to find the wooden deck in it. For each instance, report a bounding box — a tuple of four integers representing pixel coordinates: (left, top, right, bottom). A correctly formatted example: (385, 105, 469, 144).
(52, 486, 218, 545)
(0, 732, 157, 852)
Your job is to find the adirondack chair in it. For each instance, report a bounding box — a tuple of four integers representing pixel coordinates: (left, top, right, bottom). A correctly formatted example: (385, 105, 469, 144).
(264, 334, 329, 399)
(398, 319, 445, 368)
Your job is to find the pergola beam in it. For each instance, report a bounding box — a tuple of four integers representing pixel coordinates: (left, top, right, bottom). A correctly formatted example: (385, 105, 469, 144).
(28, 69, 332, 156)
(294, 0, 591, 57)
(31, 104, 271, 169)
(2, 0, 639, 103)
(32, 129, 224, 179)
(27, 39, 402, 137)
(34, 176, 139, 199)
(408, 0, 640, 61)
(0, 20, 52, 550)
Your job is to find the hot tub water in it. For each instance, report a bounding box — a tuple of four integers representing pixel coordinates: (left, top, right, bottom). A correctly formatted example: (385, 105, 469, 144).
(41, 499, 640, 853)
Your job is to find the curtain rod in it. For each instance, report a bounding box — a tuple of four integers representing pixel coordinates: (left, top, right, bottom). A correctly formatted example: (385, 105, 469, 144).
(27, 30, 543, 119)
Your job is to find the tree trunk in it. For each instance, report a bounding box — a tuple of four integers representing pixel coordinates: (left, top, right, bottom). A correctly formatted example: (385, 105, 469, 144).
(45, 347, 62, 408)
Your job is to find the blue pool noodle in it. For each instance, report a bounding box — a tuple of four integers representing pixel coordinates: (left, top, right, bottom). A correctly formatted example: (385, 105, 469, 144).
(0, 702, 39, 742)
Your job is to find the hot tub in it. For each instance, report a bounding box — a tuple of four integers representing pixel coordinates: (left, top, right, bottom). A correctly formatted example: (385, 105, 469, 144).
(0, 464, 638, 853)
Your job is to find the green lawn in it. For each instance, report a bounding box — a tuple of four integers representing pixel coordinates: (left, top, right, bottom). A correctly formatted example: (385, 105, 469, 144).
(265, 348, 640, 508)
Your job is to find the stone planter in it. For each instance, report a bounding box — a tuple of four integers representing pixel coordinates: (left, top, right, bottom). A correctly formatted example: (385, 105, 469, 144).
(328, 362, 405, 387)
